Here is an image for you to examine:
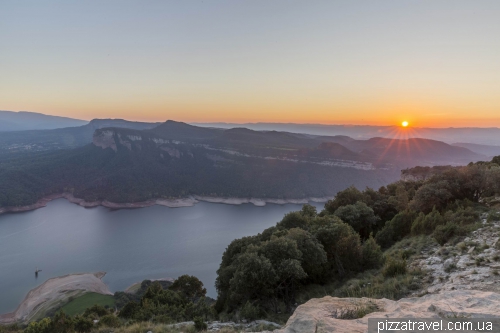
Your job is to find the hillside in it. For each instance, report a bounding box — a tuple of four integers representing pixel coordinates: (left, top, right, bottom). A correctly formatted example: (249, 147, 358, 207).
(0, 121, 488, 209)
(0, 111, 87, 131)
(453, 142, 500, 157)
(0, 119, 160, 152)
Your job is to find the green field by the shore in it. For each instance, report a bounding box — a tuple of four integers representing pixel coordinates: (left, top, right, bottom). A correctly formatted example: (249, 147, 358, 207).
(60, 293, 115, 316)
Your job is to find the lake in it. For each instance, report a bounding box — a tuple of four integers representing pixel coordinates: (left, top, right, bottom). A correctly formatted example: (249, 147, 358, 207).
(0, 198, 324, 314)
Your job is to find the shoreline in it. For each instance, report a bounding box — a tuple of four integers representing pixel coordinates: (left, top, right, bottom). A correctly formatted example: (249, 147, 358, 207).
(0, 272, 111, 324)
(0, 193, 333, 216)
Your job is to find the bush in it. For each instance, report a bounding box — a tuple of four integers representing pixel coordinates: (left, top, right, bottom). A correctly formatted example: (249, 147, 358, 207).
(362, 235, 384, 269)
(83, 304, 110, 319)
(444, 207, 479, 226)
(99, 314, 121, 328)
(433, 222, 466, 246)
(382, 257, 407, 278)
(375, 210, 417, 248)
(487, 211, 500, 222)
(193, 316, 207, 331)
(240, 301, 261, 321)
(118, 301, 140, 319)
(73, 316, 93, 333)
(24, 318, 52, 333)
(411, 208, 445, 235)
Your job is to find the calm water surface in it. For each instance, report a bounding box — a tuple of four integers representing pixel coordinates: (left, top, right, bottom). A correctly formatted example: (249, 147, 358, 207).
(0, 198, 323, 314)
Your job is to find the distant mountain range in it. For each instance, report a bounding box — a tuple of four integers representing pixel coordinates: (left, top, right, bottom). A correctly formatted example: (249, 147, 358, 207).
(0, 120, 491, 209)
(452, 143, 500, 157)
(0, 111, 87, 131)
(193, 122, 500, 146)
(1, 111, 499, 155)
(0, 119, 161, 152)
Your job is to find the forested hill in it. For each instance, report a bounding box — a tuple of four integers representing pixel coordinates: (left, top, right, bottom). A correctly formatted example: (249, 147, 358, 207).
(0, 121, 486, 208)
(0, 119, 160, 152)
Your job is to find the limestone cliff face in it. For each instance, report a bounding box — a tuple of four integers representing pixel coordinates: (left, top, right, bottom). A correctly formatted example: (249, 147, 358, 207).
(92, 129, 117, 151)
(92, 129, 147, 152)
(265, 290, 500, 333)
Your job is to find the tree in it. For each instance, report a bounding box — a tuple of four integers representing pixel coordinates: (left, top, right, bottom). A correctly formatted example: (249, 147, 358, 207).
(388, 184, 409, 212)
(300, 204, 317, 217)
(410, 180, 453, 213)
(312, 221, 363, 276)
(169, 275, 207, 300)
(286, 228, 327, 282)
(324, 186, 367, 213)
(228, 252, 277, 306)
(276, 211, 309, 230)
(334, 201, 379, 239)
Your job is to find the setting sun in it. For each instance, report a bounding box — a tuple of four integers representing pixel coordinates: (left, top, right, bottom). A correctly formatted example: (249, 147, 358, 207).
(402, 121, 409, 127)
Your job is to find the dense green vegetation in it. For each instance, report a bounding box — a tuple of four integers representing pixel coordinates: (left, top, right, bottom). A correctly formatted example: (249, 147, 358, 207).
(2, 156, 500, 333)
(0, 134, 398, 208)
(214, 157, 500, 318)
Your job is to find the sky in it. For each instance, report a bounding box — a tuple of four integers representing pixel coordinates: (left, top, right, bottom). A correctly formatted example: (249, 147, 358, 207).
(1, 1, 500, 127)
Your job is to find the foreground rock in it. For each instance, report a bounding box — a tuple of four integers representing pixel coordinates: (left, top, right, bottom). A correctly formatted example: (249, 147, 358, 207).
(167, 320, 281, 332)
(265, 290, 500, 333)
(0, 272, 111, 324)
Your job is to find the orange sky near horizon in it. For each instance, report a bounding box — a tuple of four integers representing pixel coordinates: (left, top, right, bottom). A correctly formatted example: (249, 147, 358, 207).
(2, 1, 500, 128)
(3, 99, 499, 128)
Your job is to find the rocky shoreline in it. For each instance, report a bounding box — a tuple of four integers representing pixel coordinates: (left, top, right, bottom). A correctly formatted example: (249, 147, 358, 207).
(0, 272, 111, 324)
(0, 193, 334, 215)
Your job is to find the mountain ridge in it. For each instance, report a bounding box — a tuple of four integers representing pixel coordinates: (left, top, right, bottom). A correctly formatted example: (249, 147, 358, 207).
(0, 110, 87, 131)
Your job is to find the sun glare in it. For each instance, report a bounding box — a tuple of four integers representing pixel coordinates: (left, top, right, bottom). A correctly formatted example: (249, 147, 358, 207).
(402, 121, 409, 127)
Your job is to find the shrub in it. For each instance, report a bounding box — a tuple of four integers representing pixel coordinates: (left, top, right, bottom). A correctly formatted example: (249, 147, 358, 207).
(433, 222, 466, 246)
(375, 210, 417, 248)
(99, 314, 121, 328)
(411, 208, 445, 235)
(240, 301, 261, 321)
(118, 301, 140, 319)
(24, 318, 52, 333)
(193, 316, 207, 331)
(83, 304, 110, 319)
(362, 235, 384, 269)
(325, 301, 379, 319)
(444, 207, 479, 226)
(73, 316, 93, 333)
(382, 257, 407, 278)
(487, 211, 500, 222)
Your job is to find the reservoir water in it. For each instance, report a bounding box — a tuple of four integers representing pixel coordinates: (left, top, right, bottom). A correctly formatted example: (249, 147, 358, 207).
(0, 198, 323, 314)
